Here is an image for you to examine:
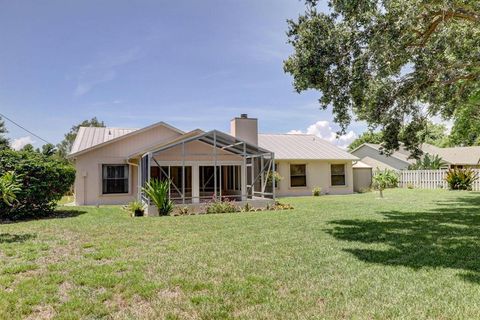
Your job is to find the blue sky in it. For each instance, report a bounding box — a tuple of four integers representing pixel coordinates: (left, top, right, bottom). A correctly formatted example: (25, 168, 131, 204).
(0, 0, 367, 150)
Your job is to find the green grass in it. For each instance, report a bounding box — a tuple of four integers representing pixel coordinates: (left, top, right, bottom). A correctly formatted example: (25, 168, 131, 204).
(2, 189, 480, 319)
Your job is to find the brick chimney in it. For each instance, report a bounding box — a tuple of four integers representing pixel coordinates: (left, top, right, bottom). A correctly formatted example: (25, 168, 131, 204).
(230, 114, 258, 146)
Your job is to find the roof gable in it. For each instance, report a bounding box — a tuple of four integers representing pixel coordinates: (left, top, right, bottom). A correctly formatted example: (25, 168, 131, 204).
(68, 121, 184, 158)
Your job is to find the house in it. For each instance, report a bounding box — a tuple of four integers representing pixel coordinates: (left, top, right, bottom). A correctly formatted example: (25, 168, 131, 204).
(350, 143, 480, 170)
(67, 115, 358, 212)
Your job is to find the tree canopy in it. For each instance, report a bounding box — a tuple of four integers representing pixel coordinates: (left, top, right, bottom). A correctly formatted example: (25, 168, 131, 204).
(57, 117, 105, 159)
(285, 0, 480, 157)
(0, 117, 9, 150)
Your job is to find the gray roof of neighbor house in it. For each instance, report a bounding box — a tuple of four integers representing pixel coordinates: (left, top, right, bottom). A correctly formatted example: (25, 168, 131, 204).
(258, 134, 358, 160)
(352, 143, 415, 164)
(68, 121, 184, 157)
(422, 143, 480, 165)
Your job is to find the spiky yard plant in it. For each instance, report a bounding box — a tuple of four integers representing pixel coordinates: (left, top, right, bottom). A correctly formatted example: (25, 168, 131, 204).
(142, 179, 173, 216)
(372, 169, 399, 198)
(0, 171, 21, 206)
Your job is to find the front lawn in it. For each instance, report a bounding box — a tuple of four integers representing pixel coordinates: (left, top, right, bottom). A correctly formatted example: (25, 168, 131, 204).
(2, 189, 480, 319)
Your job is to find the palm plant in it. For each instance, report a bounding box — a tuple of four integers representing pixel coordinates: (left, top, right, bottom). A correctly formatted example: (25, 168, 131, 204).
(142, 179, 173, 216)
(372, 169, 398, 198)
(0, 171, 21, 206)
(409, 153, 447, 170)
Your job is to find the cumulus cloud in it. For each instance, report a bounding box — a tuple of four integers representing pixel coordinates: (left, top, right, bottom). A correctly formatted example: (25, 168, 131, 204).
(288, 121, 358, 149)
(11, 136, 35, 150)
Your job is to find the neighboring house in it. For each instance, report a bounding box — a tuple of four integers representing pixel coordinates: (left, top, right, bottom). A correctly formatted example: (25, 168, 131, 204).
(350, 143, 414, 170)
(67, 115, 358, 207)
(351, 143, 480, 170)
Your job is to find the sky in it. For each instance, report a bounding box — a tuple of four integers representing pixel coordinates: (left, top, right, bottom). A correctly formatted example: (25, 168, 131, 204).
(0, 0, 368, 150)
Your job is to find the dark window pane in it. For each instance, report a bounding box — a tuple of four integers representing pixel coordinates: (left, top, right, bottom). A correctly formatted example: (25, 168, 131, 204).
(291, 176, 306, 187)
(331, 175, 345, 186)
(290, 164, 306, 176)
(331, 164, 345, 175)
(102, 165, 129, 194)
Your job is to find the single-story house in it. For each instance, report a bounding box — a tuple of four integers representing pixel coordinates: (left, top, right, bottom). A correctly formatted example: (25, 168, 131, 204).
(67, 115, 358, 209)
(351, 143, 480, 170)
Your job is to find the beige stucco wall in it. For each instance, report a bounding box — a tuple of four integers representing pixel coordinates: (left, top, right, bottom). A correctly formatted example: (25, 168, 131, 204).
(274, 160, 354, 196)
(230, 117, 258, 146)
(353, 168, 372, 192)
(72, 125, 182, 205)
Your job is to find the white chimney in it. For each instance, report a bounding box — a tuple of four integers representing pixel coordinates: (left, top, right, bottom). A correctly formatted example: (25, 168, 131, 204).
(230, 114, 258, 146)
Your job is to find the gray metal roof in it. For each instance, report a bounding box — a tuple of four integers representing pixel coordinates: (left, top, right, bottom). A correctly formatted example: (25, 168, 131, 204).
(258, 134, 358, 160)
(70, 127, 137, 155)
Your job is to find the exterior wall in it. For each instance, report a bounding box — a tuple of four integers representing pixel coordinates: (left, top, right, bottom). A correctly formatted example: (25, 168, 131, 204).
(353, 168, 372, 192)
(275, 160, 354, 196)
(351, 145, 410, 170)
(72, 125, 182, 205)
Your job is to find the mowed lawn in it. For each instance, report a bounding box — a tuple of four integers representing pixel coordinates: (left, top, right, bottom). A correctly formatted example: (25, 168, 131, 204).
(2, 190, 480, 319)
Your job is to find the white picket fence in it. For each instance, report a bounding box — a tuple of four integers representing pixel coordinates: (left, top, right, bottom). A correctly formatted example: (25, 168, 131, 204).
(398, 169, 480, 190)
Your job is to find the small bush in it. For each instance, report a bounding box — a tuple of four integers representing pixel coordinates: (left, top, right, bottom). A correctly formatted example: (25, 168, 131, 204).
(126, 200, 144, 217)
(407, 183, 414, 189)
(205, 199, 239, 214)
(273, 202, 294, 210)
(143, 179, 173, 216)
(175, 206, 191, 216)
(312, 186, 322, 196)
(242, 202, 253, 212)
(0, 149, 75, 219)
(445, 168, 478, 190)
(372, 169, 399, 198)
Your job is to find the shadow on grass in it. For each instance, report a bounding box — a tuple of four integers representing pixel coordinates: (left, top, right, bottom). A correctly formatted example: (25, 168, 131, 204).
(0, 233, 36, 243)
(0, 209, 86, 224)
(327, 194, 480, 283)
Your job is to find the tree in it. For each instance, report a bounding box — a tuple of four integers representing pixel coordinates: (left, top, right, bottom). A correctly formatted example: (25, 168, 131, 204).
(408, 121, 450, 148)
(20, 144, 34, 152)
(0, 116, 9, 150)
(57, 117, 105, 159)
(0, 171, 21, 206)
(41, 143, 57, 157)
(285, 0, 480, 158)
(449, 92, 480, 146)
(348, 131, 383, 151)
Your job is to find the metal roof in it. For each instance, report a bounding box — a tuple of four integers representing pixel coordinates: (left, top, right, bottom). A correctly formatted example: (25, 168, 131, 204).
(68, 121, 184, 158)
(422, 143, 480, 165)
(352, 160, 373, 169)
(258, 134, 358, 160)
(352, 143, 415, 164)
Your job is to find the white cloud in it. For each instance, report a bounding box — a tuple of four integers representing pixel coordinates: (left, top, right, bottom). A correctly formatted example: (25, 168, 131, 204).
(11, 136, 35, 150)
(288, 120, 358, 149)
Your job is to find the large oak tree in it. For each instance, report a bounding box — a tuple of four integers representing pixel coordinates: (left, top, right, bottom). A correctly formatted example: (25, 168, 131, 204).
(285, 0, 479, 157)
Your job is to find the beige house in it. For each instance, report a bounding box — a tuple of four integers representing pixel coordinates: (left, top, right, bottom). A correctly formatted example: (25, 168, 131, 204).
(351, 143, 480, 170)
(67, 115, 358, 208)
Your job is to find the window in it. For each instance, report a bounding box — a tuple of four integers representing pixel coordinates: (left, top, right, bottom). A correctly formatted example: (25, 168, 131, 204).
(290, 164, 306, 187)
(102, 165, 129, 194)
(331, 164, 346, 186)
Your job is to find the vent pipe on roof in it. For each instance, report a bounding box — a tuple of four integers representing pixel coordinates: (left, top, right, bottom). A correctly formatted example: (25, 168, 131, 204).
(230, 114, 258, 146)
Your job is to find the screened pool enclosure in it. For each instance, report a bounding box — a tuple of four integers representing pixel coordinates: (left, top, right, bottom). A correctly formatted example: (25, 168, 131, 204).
(139, 130, 275, 205)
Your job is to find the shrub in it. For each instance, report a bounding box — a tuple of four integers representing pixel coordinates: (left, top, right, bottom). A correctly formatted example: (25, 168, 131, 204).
(312, 186, 322, 196)
(445, 168, 478, 190)
(0, 171, 21, 206)
(143, 179, 173, 216)
(126, 200, 144, 217)
(409, 153, 447, 170)
(407, 183, 414, 189)
(0, 150, 75, 219)
(205, 199, 239, 214)
(266, 171, 283, 188)
(372, 169, 399, 198)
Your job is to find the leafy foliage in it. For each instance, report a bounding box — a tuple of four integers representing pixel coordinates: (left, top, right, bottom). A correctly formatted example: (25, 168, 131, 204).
(205, 199, 239, 214)
(0, 116, 9, 150)
(285, 0, 480, 156)
(0, 149, 76, 219)
(445, 168, 478, 190)
(312, 186, 322, 196)
(57, 117, 105, 159)
(348, 131, 383, 151)
(126, 200, 145, 217)
(143, 179, 173, 216)
(409, 153, 447, 170)
(0, 171, 21, 206)
(449, 100, 480, 146)
(372, 169, 399, 198)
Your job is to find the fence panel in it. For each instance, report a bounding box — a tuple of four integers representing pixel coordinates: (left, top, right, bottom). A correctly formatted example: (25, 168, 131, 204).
(399, 169, 480, 191)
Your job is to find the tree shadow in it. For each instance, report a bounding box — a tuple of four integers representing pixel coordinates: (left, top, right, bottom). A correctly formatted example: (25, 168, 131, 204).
(0, 233, 36, 243)
(0, 209, 86, 224)
(327, 194, 480, 283)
